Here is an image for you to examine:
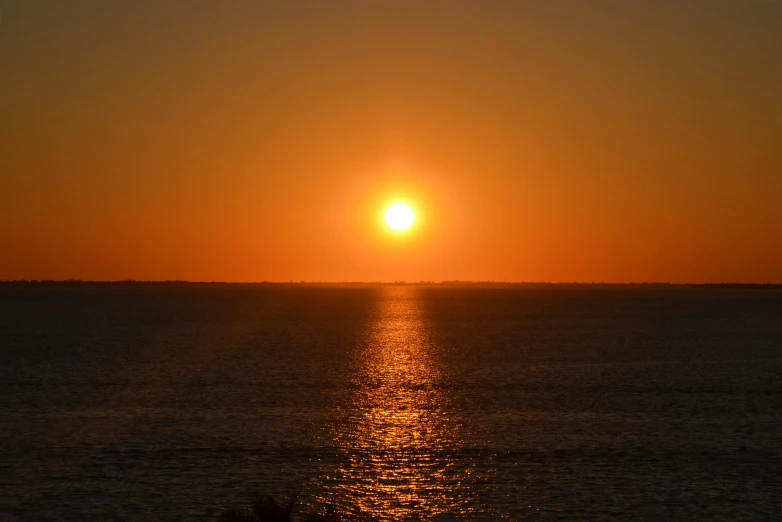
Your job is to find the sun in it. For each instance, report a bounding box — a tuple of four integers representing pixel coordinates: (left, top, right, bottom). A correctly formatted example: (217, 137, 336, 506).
(385, 203, 415, 231)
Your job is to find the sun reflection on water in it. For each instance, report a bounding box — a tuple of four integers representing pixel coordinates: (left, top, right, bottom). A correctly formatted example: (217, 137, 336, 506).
(316, 286, 473, 519)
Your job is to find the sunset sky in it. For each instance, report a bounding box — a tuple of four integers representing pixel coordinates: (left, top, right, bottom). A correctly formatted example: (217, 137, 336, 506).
(2, 1, 780, 283)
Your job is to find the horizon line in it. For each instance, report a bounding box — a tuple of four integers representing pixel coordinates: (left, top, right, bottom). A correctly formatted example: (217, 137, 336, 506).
(1, 279, 781, 287)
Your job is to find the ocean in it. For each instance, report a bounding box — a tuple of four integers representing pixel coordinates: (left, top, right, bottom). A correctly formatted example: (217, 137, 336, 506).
(1, 285, 780, 520)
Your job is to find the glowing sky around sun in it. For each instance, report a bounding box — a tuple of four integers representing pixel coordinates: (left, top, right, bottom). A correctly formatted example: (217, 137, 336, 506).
(1, 1, 781, 282)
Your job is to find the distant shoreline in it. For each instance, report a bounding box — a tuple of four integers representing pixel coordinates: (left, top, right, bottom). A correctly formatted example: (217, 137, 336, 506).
(1, 280, 780, 289)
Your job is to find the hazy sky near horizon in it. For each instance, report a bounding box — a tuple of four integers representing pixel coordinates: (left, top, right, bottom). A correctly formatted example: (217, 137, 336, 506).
(2, 1, 781, 282)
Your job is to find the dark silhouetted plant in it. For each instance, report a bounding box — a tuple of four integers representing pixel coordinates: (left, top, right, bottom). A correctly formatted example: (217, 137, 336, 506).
(251, 488, 301, 522)
(218, 488, 361, 522)
(217, 508, 258, 522)
(218, 488, 306, 522)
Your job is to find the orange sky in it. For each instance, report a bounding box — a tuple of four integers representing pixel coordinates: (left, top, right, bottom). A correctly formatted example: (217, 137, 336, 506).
(1, 1, 781, 283)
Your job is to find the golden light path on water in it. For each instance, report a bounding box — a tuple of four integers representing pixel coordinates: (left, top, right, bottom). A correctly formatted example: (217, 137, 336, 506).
(316, 286, 475, 519)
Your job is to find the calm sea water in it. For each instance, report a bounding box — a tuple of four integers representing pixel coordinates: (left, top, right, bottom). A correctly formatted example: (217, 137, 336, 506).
(1, 285, 780, 520)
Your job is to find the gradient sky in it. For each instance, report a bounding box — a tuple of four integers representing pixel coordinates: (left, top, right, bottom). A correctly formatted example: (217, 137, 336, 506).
(2, 1, 781, 282)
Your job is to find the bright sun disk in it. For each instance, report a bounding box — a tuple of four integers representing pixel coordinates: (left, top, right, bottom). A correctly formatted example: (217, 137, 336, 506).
(385, 203, 415, 231)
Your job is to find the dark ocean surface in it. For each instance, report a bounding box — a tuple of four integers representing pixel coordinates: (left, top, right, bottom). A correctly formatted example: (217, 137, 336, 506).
(1, 285, 780, 520)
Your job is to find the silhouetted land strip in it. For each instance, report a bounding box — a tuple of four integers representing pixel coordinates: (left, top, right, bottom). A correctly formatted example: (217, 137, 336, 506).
(1, 280, 780, 289)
